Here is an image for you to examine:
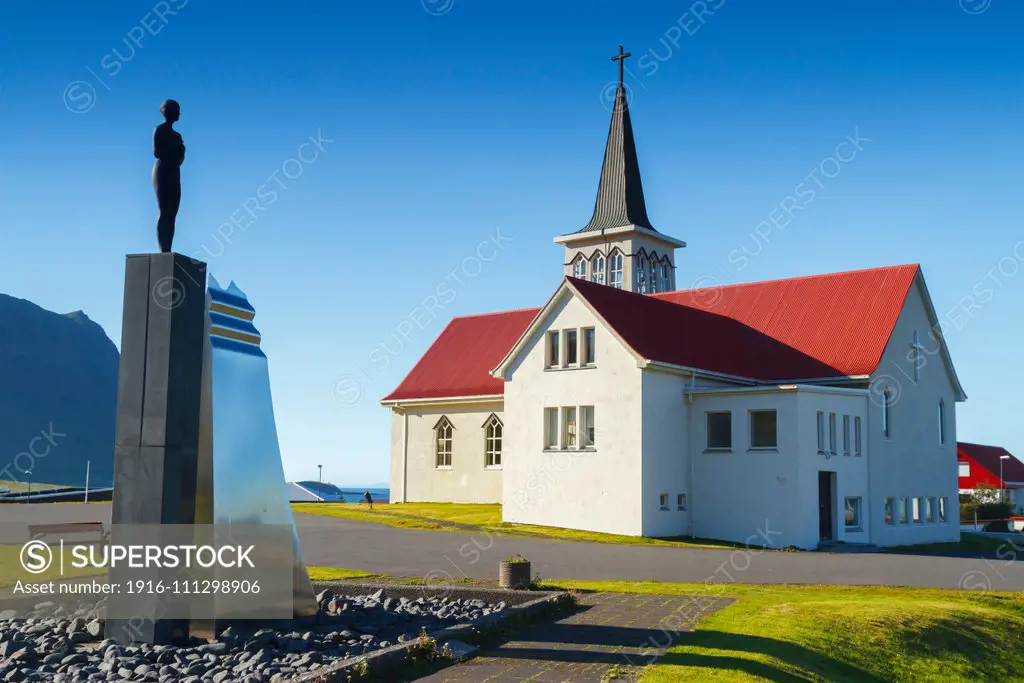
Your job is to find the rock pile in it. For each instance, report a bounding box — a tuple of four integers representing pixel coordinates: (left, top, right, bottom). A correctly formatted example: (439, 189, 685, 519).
(0, 590, 506, 681)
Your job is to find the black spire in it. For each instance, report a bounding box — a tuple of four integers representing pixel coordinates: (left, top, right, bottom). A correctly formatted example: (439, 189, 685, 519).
(576, 47, 656, 234)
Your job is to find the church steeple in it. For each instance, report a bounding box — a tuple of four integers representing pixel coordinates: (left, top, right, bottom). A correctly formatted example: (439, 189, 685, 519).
(555, 46, 685, 294)
(577, 47, 655, 234)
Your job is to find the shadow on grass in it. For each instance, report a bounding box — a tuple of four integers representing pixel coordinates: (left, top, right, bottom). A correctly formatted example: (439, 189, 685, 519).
(656, 631, 886, 682)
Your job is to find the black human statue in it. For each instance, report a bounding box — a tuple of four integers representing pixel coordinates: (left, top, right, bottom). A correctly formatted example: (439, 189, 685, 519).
(153, 99, 185, 253)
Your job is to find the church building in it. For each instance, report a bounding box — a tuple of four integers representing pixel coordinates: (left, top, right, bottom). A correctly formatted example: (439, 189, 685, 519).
(381, 56, 965, 549)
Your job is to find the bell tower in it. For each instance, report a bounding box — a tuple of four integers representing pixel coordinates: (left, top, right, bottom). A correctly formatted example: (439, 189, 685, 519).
(555, 46, 686, 294)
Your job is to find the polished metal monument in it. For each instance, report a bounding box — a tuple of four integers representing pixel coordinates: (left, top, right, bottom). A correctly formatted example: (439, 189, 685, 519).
(109, 258, 316, 644)
(196, 276, 318, 619)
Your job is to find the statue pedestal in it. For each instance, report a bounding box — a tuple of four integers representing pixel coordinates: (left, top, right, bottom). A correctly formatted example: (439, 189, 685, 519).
(107, 253, 207, 645)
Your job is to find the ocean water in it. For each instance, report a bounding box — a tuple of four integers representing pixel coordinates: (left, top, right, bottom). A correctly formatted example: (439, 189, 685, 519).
(294, 482, 389, 503)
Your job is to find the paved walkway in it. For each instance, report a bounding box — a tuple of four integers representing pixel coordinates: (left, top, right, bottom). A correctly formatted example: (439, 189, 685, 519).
(6, 504, 1024, 591)
(414, 592, 733, 682)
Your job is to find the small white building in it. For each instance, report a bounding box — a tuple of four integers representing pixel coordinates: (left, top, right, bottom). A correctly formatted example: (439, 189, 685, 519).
(382, 78, 965, 549)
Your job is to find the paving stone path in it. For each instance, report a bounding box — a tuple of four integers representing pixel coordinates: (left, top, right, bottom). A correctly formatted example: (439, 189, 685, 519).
(412, 592, 734, 682)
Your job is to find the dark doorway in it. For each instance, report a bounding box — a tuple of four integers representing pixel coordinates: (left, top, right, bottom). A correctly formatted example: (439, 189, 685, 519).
(818, 471, 834, 541)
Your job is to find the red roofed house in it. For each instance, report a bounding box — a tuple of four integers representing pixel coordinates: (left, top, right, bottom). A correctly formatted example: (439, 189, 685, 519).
(958, 442, 1024, 513)
(382, 72, 966, 549)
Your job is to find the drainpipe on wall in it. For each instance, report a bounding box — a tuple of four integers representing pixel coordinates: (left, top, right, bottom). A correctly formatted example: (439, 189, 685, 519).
(401, 407, 409, 503)
(864, 392, 871, 543)
(686, 371, 698, 538)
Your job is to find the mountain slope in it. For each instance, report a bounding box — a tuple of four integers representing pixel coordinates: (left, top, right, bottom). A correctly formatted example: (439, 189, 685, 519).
(0, 294, 118, 488)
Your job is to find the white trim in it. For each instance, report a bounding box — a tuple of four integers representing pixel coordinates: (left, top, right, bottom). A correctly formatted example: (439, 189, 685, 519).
(381, 394, 503, 407)
(686, 384, 869, 398)
(553, 224, 687, 249)
(910, 269, 968, 401)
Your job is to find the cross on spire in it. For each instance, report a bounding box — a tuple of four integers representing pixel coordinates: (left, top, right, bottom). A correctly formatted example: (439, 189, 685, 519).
(611, 45, 631, 88)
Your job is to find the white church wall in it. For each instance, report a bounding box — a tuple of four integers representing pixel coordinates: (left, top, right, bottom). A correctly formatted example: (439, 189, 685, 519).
(794, 389, 871, 546)
(866, 276, 961, 546)
(502, 292, 645, 536)
(388, 401, 504, 504)
(638, 368, 691, 537)
(689, 389, 805, 548)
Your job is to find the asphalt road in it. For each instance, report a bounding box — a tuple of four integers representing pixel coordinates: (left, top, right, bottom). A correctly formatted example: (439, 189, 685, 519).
(6, 503, 1023, 591)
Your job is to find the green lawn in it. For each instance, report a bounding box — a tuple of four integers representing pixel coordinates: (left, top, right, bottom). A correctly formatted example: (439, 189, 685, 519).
(0, 479, 63, 493)
(537, 579, 1024, 682)
(292, 502, 739, 549)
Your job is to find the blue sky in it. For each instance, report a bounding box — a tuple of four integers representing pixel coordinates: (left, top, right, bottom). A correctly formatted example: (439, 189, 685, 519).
(1, 0, 1022, 485)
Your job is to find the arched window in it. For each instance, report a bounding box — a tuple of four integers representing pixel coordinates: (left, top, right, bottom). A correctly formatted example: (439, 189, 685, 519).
(591, 253, 606, 284)
(660, 260, 671, 291)
(634, 253, 648, 293)
(484, 414, 503, 468)
(572, 254, 588, 280)
(609, 251, 624, 289)
(435, 417, 453, 468)
(648, 256, 659, 294)
(938, 400, 946, 445)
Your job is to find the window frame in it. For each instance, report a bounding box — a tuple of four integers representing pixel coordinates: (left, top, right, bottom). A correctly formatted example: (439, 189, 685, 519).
(609, 251, 624, 289)
(939, 497, 948, 523)
(706, 411, 733, 451)
(648, 257, 659, 294)
(564, 329, 579, 367)
(828, 412, 837, 454)
(677, 493, 687, 511)
(582, 327, 596, 366)
(561, 406, 577, 450)
(854, 416, 862, 456)
(434, 417, 454, 469)
(938, 400, 946, 445)
(483, 414, 503, 469)
(845, 496, 863, 531)
(899, 496, 909, 524)
(543, 407, 559, 450)
(749, 409, 778, 450)
(660, 260, 671, 291)
(884, 497, 896, 526)
(958, 460, 970, 478)
(546, 331, 560, 368)
(572, 254, 588, 280)
(659, 493, 669, 511)
(591, 253, 606, 284)
(580, 405, 595, 449)
(816, 411, 825, 453)
(842, 415, 851, 456)
(927, 496, 937, 523)
(913, 497, 923, 524)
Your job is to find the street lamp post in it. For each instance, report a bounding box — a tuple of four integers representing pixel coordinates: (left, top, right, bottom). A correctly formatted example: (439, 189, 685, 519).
(25, 471, 33, 505)
(317, 465, 323, 503)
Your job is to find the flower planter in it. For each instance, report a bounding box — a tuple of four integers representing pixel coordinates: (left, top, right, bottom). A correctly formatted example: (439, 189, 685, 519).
(499, 560, 531, 589)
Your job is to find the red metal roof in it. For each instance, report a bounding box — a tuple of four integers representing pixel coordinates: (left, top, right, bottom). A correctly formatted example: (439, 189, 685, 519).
(650, 264, 920, 378)
(383, 264, 920, 400)
(958, 442, 1024, 487)
(381, 308, 540, 402)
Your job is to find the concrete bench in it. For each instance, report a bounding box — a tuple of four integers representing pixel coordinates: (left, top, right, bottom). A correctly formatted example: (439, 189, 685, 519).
(28, 522, 109, 543)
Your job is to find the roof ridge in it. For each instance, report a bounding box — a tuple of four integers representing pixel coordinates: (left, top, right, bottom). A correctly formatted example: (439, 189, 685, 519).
(449, 306, 542, 322)
(658, 263, 920, 297)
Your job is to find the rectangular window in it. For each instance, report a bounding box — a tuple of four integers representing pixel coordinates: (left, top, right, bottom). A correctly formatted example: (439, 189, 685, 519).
(677, 493, 687, 511)
(816, 412, 825, 452)
(939, 497, 948, 523)
(581, 406, 595, 448)
(958, 461, 970, 477)
(899, 497, 909, 524)
(750, 410, 777, 449)
(546, 331, 559, 368)
(582, 327, 596, 365)
(828, 413, 837, 453)
(884, 497, 895, 525)
(913, 497, 923, 524)
(854, 417, 862, 457)
(927, 497, 937, 523)
(938, 401, 946, 445)
(564, 329, 578, 366)
(561, 407, 577, 449)
(912, 330, 921, 381)
(706, 412, 732, 450)
(544, 408, 558, 449)
(659, 493, 669, 511)
(843, 415, 851, 456)
(845, 497, 862, 529)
